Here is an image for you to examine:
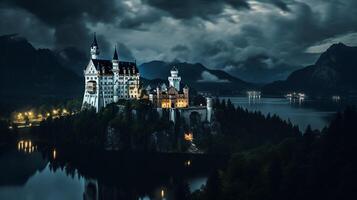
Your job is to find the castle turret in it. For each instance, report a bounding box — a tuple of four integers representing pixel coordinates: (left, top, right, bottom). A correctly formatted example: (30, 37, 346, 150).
(168, 66, 181, 91)
(206, 97, 213, 122)
(112, 46, 119, 103)
(90, 33, 100, 59)
(112, 46, 119, 70)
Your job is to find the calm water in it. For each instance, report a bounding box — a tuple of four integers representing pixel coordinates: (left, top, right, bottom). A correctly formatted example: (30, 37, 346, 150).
(0, 140, 220, 200)
(220, 97, 350, 131)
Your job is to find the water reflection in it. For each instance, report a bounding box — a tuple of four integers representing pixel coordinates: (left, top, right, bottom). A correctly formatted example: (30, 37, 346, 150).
(17, 140, 37, 154)
(0, 142, 226, 200)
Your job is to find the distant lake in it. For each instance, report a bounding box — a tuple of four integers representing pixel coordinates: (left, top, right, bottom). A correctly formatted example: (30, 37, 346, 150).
(220, 97, 351, 131)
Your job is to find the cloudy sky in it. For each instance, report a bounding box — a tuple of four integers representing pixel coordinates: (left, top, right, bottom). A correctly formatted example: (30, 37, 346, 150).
(0, 0, 357, 83)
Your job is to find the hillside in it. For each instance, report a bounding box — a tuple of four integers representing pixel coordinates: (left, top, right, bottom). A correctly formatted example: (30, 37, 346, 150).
(139, 61, 254, 94)
(0, 34, 82, 111)
(263, 43, 357, 96)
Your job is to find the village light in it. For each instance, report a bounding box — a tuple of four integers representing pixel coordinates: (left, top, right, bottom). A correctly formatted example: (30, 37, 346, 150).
(184, 132, 194, 142)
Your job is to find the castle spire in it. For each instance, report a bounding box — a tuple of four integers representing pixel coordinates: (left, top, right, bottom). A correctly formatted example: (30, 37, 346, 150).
(113, 45, 118, 60)
(90, 33, 100, 59)
(91, 32, 98, 48)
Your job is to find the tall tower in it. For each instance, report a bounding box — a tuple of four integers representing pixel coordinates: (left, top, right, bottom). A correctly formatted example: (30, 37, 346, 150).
(90, 33, 100, 59)
(168, 66, 181, 91)
(112, 46, 119, 103)
(206, 97, 213, 123)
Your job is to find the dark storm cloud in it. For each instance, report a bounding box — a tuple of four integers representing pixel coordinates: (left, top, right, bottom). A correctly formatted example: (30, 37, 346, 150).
(116, 42, 135, 61)
(0, 0, 357, 83)
(144, 0, 250, 19)
(171, 45, 190, 52)
(0, 0, 121, 52)
(261, 0, 292, 12)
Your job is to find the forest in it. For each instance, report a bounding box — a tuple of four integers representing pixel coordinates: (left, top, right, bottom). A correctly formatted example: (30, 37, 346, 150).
(192, 106, 357, 200)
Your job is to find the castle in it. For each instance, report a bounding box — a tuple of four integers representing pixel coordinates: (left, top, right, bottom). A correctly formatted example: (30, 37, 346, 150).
(81, 34, 212, 124)
(82, 34, 140, 112)
(147, 67, 189, 109)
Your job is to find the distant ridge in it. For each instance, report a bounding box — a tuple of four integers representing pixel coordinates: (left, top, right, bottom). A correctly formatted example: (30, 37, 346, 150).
(139, 60, 254, 94)
(263, 43, 357, 96)
(0, 34, 82, 109)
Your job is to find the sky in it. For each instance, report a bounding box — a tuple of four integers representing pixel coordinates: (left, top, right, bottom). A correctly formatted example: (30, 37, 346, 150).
(0, 0, 357, 83)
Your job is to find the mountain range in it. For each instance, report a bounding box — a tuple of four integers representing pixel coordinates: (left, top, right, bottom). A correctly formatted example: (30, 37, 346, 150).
(263, 43, 357, 96)
(1, 34, 356, 113)
(139, 61, 253, 94)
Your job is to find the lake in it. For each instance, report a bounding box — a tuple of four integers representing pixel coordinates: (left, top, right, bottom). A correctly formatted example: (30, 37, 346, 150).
(0, 140, 225, 200)
(220, 96, 352, 131)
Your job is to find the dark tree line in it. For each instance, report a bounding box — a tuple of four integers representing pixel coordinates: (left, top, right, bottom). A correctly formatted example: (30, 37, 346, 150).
(0, 119, 14, 148)
(193, 106, 357, 200)
(196, 98, 301, 154)
(32, 100, 177, 151)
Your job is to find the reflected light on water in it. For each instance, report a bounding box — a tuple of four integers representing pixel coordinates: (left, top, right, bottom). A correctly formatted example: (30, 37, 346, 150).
(161, 189, 165, 199)
(185, 160, 191, 167)
(17, 140, 37, 154)
(53, 149, 57, 160)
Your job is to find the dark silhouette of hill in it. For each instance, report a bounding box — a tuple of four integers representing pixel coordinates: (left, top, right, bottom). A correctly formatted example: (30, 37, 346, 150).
(139, 60, 254, 94)
(264, 43, 357, 96)
(0, 34, 82, 111)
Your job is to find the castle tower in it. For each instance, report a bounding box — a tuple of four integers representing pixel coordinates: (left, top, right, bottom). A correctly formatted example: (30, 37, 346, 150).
(183, 85, 189, 106)
(112, 46, 119, 103)
(168, 66, 181, 91)
(206, 97, 213, 122)
(90, 33, 100, 59)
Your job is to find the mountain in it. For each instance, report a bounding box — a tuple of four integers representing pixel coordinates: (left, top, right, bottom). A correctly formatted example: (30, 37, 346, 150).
(263, 43, 357, 96)
(139, 61, 254, 94)
(0, 34, 82, 110)
(56, 46, 88, 76)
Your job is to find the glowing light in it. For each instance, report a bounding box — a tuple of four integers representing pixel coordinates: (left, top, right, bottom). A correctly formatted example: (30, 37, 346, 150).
(184, 132, 193, 142)
(53, 149, 57, 159)
(185, 160, 191, 166)
(53, 109, 58, 115)
(161, 189, 165, 198)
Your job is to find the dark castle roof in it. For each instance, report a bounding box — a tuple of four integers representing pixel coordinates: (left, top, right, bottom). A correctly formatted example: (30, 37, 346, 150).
(92, 59, 138, 75)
